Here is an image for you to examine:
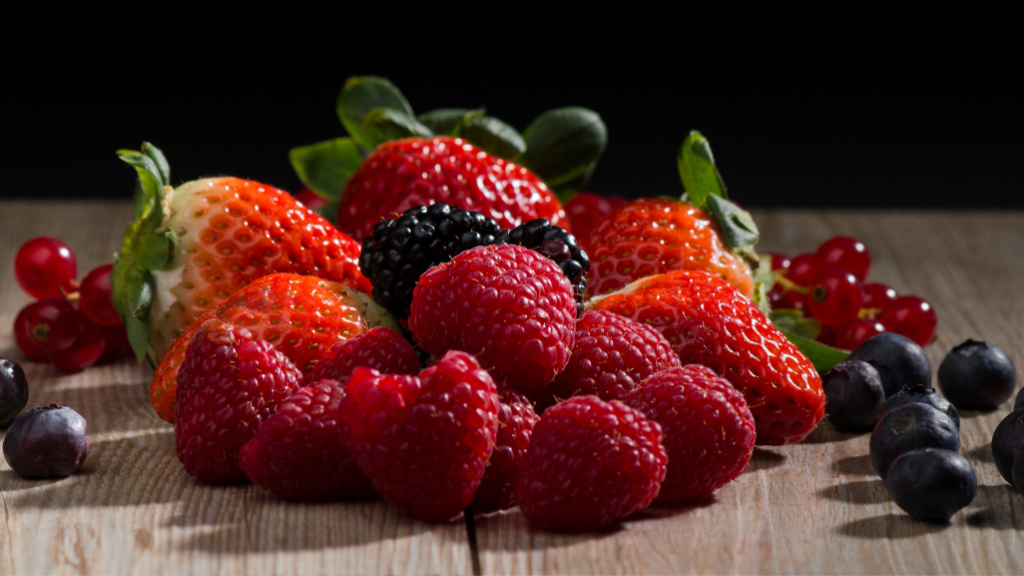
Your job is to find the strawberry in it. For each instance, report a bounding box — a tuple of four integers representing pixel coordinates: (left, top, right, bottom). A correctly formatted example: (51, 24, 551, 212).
(587, 197, 753, 297)
(336, 137, 568, 242)
(111, 143, 370, 366)
(563, 192, 626, 249)
(149, 273, 398, 424)
(588, 270, 825, 445)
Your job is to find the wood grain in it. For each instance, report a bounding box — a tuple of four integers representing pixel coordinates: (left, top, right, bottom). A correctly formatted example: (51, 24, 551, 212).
(2, 203, 1023, 575)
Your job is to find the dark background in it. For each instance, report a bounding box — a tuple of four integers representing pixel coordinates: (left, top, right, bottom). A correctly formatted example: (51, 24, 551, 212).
(3, 11, 1021, 208)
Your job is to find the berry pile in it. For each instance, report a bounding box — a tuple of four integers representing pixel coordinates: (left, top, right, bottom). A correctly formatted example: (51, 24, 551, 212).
(767, 235, 938, 350)
(11, 237, 131, 372)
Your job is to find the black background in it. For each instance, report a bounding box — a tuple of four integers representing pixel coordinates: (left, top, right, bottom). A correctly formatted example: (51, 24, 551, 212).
(3, 10, 1021, 208)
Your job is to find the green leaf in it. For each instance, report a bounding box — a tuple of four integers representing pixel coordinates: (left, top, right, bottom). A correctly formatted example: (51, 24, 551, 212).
(677, 130, 727, 208)
(315, 200, 340, 223)
(770, 309, 822, 340)
(518, 107, 607, 192)
(136, 230, 177, 270)
(706, 195, 759, 260)
(289, 137, 364, 202)
(360, 108, 433, 149)
(336, 76, 414, 149)
(777, 329, 849, 373)
(459, 115, 526, 160)
(142, 142, 170, 187)
(418, 108, 473, 134)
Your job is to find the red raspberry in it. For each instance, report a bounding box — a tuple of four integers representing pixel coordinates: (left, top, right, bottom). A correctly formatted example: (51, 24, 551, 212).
(303, 327, 420, 386)
(175, 321, 303, 483)
(546, 310, 681, 408)
(627, 365, 755, 504)
(340, 351, 500, 522)
(472, 389, 539, 513)
(514, 395, 667, 531)
(238, 380, 375, 501)
(409, 245, 576, 392)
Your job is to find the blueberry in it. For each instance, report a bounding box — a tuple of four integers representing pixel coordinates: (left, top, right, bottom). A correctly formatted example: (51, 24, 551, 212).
(1012, 444, 1024, 495)
(2, 404, 90, 479)
(0, 357, 30, 427)
(822, 360, 885, 431)
(991, 409, 1024, 484)
(878, 383, 960, 431)
(886, 448, 977, 523)
(848, 333, 931, 397)
(869, 402, 960, 479)
(938, 339, 1016, 411)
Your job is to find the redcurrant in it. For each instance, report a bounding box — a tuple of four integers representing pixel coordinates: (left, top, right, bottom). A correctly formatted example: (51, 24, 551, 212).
(815, 236, 871, 282)
(12, 306, 51, 362)
(817, 325, 837, 346)
(49, 318, 105, 373)
(79, 264, 121, 326)
(17, 299, 82, 352)
(98, 323, 132, 364)
(880, 296, 937, 347)
(786, 253, 820, 286)
(834, 319, 885, 351)
(807, 268, 863, 327)
(14, 237, 78, 299)
(765, 252, 791, 272)
(861, 283, 897, 311)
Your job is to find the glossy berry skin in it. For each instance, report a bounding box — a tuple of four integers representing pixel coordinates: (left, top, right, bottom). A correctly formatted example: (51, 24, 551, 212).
(17, 298, 82, 352)
(409, 245, 576, 392)
(848, 333, 932, 398)
(880, 296, 937, 347)
(175, 322, 303, 483)
(861, 283, 897, 311)
(886, 448, 976, 523)
(815, 236, 871, 282)
(514, 396, 667, 531)
(304, 327, 420, 386)
(765, 252, 791, 271)
(472, 389, 539, 513)
(12, 306, 50, 362)
(991, 410, 1024, 484)
(497, 219, 591, 318)
(589, 270, 825, 445)
(822, 361, 886, 432)
(15, 237, 77, 299)
(548, 310, 680, 407)
(49, 317, 105, 373)
(340, 351, 500, 522)
(627, 365, 755, 503)
(833, 318, 885, 351)
(79, 264, 121, 326)
(2, 404, 90, 479)
(563, 192, 626, 247)
(937, 340, 1016, 411)
(878, 383, 960, 431)
(0, 358, 29, 427)
(151, 274, 397, 424)
(338, 137, 567, 242)
(294, 187, 328, 212)
(869, 402, 960, 479)
(807, 268, 863, 327)
(238, 380, 375, 501)
(1012, 444, 1024, 496)
(585, 198, 753, 298)
(785, 253, 820, 286)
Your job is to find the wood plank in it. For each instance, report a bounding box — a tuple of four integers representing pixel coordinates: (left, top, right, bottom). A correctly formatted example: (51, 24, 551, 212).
(474, 210, 1024, 575)
(0, 202, 473, 575)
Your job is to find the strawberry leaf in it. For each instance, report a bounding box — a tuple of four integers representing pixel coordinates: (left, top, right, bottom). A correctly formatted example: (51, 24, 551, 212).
(518, 107, 607, 193)
(770, 309, 822, 340)
(360, 108, 433, 149)
(777, 329, 849, 373)
(418, 108, 475, 134)
(458, 115, 526, 160)
(289, 137, 364, 202)
(677, 130, 727, 208)
(337, 76, 414, 149)
(706, 195, 759, 261)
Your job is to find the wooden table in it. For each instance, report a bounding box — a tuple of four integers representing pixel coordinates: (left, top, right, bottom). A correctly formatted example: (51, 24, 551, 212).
(1, 202, 1022, 575)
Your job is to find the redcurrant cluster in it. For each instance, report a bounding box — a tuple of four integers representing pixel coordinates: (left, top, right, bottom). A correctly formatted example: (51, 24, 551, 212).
(767, 236, 937, 350)
(12, 237, 131, 372)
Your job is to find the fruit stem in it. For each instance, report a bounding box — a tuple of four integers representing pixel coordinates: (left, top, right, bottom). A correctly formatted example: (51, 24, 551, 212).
(774, 274, 809, 295)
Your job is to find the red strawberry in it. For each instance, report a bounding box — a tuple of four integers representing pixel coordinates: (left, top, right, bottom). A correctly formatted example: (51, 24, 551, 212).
(150, 274, 398, 424)
(175, 321, 303, 483)
(304, 326, 420, 386)
(112, 143, 370, 366)
(238, 379, 375, 501)
(340, 351, 500, 522)
(586, 198, 753, 297)
(563, 192, 626, 248)
(336, 137, 568, 242)
(588, 270, 825, 445)
(472, 389, 539, 513)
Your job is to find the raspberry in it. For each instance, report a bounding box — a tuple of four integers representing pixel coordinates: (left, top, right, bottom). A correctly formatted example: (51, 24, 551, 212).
(409, 245, 576, 392)
(303, 327, 420, 386)
(238, 380, 375, 501)
(175, 321, 303, 483)
(546, 310, 681, 408)
(472, 389, 539, 513)
(340, 351, 500, 522)
(514, 395, 667, 531)
(496, 219, 590, 318)
(627, 365, 756, 503)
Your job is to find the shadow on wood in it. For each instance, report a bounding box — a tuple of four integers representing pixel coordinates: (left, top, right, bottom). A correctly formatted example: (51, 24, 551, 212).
(832, 454, 875, 476)
(746, 447, 786, 472)
(800, 424, 867, 444)
(818, 479, 889, 505)
(472, 508, 623, 551)
(836, 513, 948, 539)
(967, 443, 995, 463)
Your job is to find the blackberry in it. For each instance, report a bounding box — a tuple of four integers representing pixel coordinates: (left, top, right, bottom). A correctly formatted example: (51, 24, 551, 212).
(359, 204, 502, 319)
(496, 219, 590, 317)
